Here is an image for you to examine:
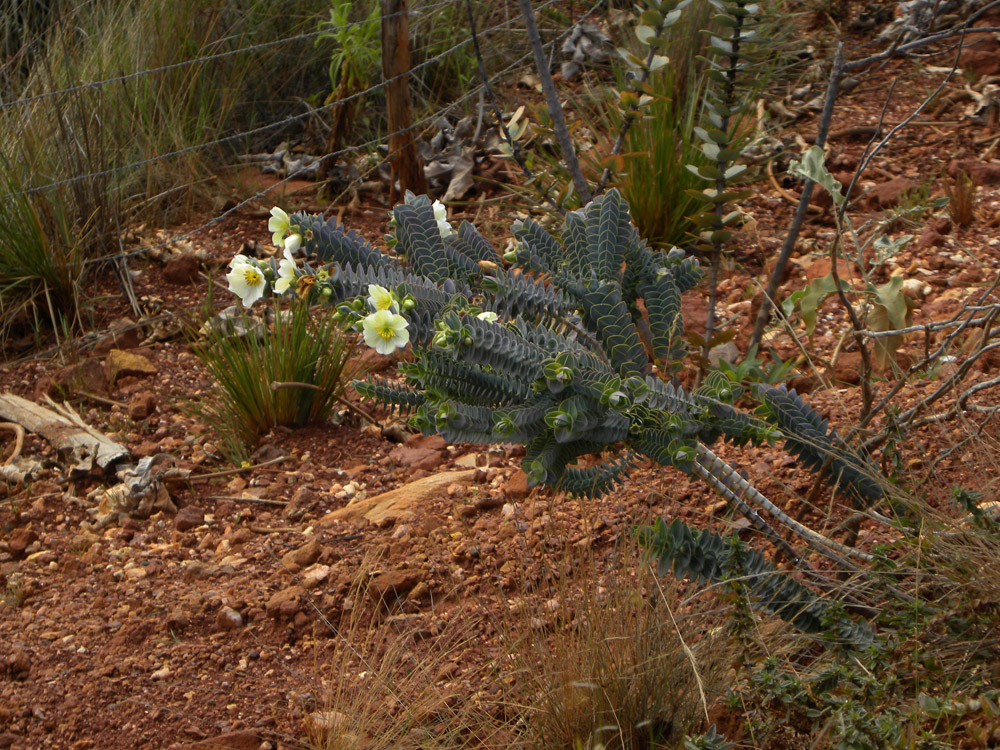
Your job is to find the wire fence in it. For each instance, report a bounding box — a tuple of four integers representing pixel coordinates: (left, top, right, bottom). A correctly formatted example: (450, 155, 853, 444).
(0, 0, 606, 280)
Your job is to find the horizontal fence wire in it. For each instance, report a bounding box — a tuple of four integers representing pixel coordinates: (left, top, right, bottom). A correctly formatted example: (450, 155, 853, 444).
(0, 0, 605, 278)
(1, 0, 566, 202)
(0, 0, 459, 112)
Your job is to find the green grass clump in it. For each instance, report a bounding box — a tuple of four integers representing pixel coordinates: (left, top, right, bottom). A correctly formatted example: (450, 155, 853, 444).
(189, 300, 360, 461)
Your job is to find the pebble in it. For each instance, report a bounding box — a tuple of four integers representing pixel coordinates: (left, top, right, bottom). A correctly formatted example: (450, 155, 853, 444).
(216, 606, 244, 631)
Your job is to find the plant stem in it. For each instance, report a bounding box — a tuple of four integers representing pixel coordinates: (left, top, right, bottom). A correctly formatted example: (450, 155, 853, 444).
(516, 0, 592, 205)
(749, 43, 845, 351)
(702, 1, 746, 367)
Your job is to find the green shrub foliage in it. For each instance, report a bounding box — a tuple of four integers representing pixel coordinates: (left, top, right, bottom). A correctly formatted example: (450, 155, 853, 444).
(290, 190, 878, 503)
(274, 190, 881, 639)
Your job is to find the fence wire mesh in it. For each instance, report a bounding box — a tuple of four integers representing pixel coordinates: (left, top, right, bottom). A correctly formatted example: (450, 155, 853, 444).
(0, 0, 603, 283)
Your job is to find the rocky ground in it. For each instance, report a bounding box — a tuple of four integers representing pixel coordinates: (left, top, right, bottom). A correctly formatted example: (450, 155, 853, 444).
(2, 7, 1000, 749)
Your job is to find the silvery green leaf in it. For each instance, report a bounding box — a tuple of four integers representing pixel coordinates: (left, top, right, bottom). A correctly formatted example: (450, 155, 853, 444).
(873, 233, 913, 263)
(663, 8, 682, 25)
(617, 48, 644, 69)
(649, 54, 669, 71)
(636, 25, 656, 44)
(724, 164, 747, 180)
(788, 146, 844, 206)
(701, 142, 720, 160)
(709, 36, 732, 54)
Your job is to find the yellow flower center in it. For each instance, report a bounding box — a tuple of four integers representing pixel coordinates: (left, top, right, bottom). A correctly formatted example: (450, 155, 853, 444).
(378, 326, 395, 341)
(243, 268, 262, 285)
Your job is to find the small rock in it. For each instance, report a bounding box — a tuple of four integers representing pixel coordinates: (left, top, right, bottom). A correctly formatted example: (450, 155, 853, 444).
(7, 647, 31, 679)
(284, 487, 318, 520)
(281, 538, 321, 574)
(901, 278, 929, 299)
(802, 256, 858, 283)
(387, 445, 444, 472)
(504, 470, 530, 501)
(369, 570, 420, 603)
(305, 711, 361, 749)
(7, 528, 39, 559)
(163, 253, 201, 285)
(859, 176, 919, 210)
(265, 585, 305, 620)
(708, 341, 739, 366)
(37, 358, 108, 400)
(300, 563, 330, 590)
(948, 159, 1000, 186)
(128, 392, 158, 421)
(105, 349, 157, 384)
(182, 561, 219, 579)
(174, 505, 205, 532)
(166, 609, 191, 632)
(93, 318, 142, 355)
(915, 228, 945, 250)
(832, 351, 863, 385)
(151, 665, 171, 680)
(175, 731, 262, 750)
(216, 606, 244, 631)
(403, 433, 448, 451)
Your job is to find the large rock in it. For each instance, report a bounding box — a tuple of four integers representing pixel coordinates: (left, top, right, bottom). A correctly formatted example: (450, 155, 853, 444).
(320, 470, 477, 527)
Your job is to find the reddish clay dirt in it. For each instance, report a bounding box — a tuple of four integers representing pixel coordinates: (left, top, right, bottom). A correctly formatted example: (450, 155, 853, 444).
(2, 13, 1000, 750)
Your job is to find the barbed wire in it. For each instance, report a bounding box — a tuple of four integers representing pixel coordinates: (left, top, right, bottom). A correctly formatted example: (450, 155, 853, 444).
(52, 0, 603, 274)
(0, 0, 460, 113)
(1, 0, 563, 202)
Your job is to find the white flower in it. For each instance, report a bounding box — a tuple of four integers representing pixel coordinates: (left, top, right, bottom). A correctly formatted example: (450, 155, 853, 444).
(367, 284, 397, 312)
(477, 311, 498, 323)
(274, 247, 297, 295)
(284, 232, 302, 254)
(362, 310, 410, 355)
(269, 206, 291, 248)
(432, 200, 455, 238)
(226, 255, 267, 308)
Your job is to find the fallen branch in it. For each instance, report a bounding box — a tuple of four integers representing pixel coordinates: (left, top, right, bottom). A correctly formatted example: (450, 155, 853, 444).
(0, 392, 129, 473)
(206, 495, 289, 506)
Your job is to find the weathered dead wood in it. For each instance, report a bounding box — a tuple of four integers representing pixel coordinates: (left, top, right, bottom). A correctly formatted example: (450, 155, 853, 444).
(0, 392, 129, 473)
(321, 469, 477, 526)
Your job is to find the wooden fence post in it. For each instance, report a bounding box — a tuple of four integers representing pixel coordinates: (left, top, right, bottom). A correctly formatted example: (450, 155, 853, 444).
(381, 0, 428, 200)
